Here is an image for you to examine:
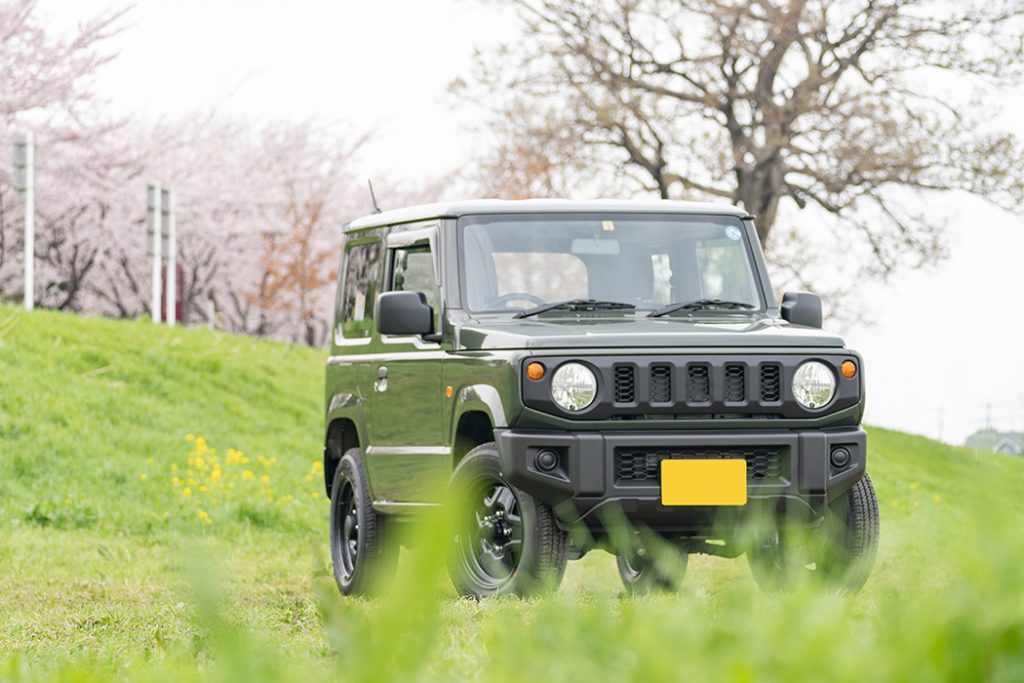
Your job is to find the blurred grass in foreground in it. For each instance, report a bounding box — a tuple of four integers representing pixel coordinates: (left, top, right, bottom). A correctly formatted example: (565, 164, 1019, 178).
(2, 307, 1024, 682)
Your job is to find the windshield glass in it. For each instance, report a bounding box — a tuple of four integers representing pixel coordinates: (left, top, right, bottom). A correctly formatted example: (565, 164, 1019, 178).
(459, 213, 764, 314)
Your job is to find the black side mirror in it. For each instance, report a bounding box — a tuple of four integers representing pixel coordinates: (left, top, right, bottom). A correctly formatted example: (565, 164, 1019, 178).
(377, 291, 442, 342)
(781, 291, 823, 329)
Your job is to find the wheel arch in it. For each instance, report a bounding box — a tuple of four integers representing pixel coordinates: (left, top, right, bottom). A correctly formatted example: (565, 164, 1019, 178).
(324, 416, 362, 497)
(452, 410, 495, 468)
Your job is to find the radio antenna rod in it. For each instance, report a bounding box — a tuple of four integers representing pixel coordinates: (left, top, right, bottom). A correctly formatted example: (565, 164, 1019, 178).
(367, 179, 382, 214)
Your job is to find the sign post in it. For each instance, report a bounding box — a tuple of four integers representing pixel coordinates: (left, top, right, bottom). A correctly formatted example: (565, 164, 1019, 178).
(13, 132, 35, 311)
(161, 188, 176, 327)
(146, 184, 162, 323)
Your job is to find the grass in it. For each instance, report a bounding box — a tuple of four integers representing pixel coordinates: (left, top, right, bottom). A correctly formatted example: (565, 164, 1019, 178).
(2, 305, 1024, 681)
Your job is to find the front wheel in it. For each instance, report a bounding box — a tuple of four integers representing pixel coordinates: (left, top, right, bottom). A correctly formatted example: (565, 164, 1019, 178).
(748, 473, 880, 593)
(446, 442, 568, 598)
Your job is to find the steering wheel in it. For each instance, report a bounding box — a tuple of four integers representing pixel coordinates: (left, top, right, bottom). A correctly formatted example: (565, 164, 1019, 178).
(490, 292, 547, 309)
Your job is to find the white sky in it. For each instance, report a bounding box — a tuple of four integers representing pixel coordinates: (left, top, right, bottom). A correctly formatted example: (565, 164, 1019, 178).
(44, 0, 1024, 444)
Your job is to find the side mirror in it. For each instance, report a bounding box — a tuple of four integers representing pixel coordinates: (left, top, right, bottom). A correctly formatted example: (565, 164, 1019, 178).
(377, 291, 441, 341)
(781, 291, 823, 329)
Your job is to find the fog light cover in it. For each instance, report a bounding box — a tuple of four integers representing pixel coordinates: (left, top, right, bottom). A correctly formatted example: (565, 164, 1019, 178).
(551, 362, 597, 412)
(792, 361, 836, 409)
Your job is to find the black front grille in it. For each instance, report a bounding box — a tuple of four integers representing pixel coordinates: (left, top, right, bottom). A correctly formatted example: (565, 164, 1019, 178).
(724, 363, 746, 403)
(686, 365, 711, 403)
(649, 365, 672, 403)
(760, 364, 781, 403)
(615, 447, 785, 482)
(614, 365, 636, 403)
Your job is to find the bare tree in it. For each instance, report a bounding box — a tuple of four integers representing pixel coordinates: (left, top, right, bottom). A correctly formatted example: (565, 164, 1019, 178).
(460, 0, 1024, 288)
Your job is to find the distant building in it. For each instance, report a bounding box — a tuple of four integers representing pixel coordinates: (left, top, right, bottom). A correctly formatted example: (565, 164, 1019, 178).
(966, 429, 1024, 456)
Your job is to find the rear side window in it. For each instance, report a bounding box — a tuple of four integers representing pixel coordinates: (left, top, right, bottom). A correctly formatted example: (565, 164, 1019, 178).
(339, 240, 382, 339)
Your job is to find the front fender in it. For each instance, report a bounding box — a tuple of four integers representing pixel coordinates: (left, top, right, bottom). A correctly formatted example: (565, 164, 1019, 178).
(449, 384, 509, 440)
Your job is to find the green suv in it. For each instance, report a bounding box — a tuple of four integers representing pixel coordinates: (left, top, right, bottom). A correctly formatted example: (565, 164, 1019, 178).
(324, 200, 878, 597)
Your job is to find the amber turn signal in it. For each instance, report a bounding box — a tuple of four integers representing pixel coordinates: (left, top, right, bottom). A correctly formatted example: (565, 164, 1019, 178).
(840, 360, 857, 379)
(526, 362, 546, 381)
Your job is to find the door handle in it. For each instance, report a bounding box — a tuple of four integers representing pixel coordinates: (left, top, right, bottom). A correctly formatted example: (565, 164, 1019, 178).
(375, 366, 388, 392)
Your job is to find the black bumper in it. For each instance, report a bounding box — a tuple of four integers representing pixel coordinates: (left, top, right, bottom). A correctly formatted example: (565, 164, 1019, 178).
(494, 427, 867, 530)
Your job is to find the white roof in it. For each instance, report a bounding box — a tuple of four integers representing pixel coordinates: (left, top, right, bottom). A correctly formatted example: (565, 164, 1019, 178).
(346, 198, 747, 231)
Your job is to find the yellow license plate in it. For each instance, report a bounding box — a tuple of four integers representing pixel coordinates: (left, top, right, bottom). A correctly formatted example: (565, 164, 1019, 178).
(660, 459, 748, 506)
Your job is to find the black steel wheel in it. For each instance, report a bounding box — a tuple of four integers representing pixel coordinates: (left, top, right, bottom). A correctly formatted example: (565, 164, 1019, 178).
(616, 543, 688, 595)
(748, 473, 880, 593)
(446, 442, 568, 597)
(330, 448, 396, 596)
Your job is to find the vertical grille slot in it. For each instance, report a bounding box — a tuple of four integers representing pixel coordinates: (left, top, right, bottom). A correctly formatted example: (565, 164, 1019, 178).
(686, 364, 710, 403)
(724, 363, 746, 403)
(760, 363, 781, 403)
(614, 365, 636, 404)
(649, 365, 672, 403)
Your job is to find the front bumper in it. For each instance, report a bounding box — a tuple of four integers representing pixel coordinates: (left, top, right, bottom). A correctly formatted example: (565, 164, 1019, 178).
(494, 427, 866, 531)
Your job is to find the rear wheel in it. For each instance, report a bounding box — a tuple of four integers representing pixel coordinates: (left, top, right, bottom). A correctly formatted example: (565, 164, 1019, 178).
(446, 442, 568, 597)
(616, 543, 688, 595)
(330, 448, 397, 596)
(748, 473, 880, 593)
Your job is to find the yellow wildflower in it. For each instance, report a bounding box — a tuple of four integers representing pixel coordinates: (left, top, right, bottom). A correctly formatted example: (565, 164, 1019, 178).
(185, 434, 195, 443)
(260, 474, 270, 485)
(242, 470, 254, 480)
(138, 473, 147, 481)
(182, 487, 192, 497)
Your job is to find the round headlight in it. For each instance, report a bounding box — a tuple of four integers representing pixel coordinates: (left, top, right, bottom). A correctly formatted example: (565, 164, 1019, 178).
(792, 361, 836, 409)
(550, 362, 598, 412)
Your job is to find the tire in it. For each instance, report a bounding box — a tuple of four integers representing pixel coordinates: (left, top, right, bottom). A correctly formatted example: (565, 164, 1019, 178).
(446, 442, 569, 598)
(330, 448, 397, 596)
(748, 473, 880, 593)
(616, 544, 688, 595)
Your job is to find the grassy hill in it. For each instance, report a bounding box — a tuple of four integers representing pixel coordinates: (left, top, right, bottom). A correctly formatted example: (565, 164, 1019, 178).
(2, 306, 1023, 682)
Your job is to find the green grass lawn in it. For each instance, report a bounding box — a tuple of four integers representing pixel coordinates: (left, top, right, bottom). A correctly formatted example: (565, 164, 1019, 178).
(2, 306, 1023, 682)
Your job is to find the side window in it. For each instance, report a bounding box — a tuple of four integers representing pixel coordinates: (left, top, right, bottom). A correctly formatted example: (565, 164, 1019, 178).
(390, 244, 438, 314)
(339, 240, 382, 339)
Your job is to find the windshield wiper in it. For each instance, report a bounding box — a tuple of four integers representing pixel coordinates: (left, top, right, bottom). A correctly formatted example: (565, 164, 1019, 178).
(647, 298, 755, 318)
(514, 298, 636, 319)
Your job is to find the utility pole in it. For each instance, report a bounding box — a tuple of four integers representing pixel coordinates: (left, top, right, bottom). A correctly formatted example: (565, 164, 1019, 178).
(161, 188, 176, 327)
(13, 132, 35, 311)
(146, 184, 162, 323)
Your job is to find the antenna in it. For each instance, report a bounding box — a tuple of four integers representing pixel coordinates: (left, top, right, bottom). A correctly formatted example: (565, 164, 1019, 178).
(367, 179, 382, 214)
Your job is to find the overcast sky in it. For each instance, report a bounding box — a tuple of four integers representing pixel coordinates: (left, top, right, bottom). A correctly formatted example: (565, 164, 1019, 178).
(45, 0, 1024, 444)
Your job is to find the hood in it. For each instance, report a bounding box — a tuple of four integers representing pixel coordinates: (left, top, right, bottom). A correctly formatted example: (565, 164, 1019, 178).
(457, 315, 845, 350)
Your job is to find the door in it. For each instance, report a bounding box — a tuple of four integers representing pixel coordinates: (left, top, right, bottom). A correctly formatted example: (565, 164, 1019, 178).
(365, 228, 448, 503)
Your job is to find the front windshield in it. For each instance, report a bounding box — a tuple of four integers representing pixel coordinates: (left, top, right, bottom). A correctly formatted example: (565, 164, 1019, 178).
(459, 213, 763, 314)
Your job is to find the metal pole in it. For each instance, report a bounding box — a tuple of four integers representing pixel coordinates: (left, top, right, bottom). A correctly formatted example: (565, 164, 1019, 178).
(162, 188, 176, 327)
(13, 132, 35, 311)
(147, 184, 162, 323)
